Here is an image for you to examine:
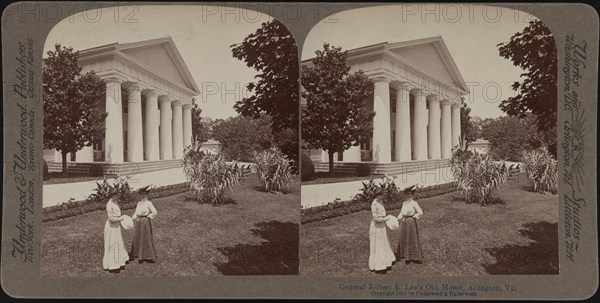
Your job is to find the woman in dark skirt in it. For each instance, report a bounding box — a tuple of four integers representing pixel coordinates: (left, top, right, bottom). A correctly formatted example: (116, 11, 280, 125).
(129, 185, 158, 262)
(396, 185, 424, 263)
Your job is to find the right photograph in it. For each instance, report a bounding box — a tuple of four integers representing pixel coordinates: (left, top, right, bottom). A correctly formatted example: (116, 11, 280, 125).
(300, 4, 558, 276)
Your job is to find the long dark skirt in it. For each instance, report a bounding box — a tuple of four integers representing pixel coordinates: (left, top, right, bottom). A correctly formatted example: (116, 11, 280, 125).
(396, 217, 423, 261)
(129, 217, 157, 261)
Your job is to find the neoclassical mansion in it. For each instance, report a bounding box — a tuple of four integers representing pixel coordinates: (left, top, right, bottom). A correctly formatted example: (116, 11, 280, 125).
(43, 37, 200, 174)
(303, 36, 469, 175)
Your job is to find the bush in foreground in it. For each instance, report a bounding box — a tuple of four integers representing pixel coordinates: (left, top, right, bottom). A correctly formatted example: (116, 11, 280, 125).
(254, 147, 292, 193)
(450, 147, 509, 205)
(183, 146, 250, 204)
(521, 146, 557, 194)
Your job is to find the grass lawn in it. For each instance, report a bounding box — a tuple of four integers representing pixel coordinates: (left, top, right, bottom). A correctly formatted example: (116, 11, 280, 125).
(301, 172, 385, 185)
(300, 177, 559, 276)
(42, 174, 299, 277)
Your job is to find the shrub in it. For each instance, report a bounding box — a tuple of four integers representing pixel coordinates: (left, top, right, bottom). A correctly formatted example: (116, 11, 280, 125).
(183, 146, 250, 204)
(355, 163, 371, 177)
(43, 182, 190, 222)
(352, 176, 405, 205)
(301, 182, 457, 224)
(253, 147, 292, 193)
(521, 146, 557, 194)
(87, 176, 138, 205)
(43, 159, 49, 180)
(89, 163, 104, 177)
(450, 146, 509, 205)
(301, 153, 315, 181)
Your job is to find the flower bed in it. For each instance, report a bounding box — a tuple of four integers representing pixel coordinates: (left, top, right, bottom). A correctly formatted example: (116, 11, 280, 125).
(301, 182, 457, 224)
(42, 183, 190, 222)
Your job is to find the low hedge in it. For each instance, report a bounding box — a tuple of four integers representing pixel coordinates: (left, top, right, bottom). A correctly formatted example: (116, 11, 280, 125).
(301, 182, 457, 224)
(43, 183, 191, 222)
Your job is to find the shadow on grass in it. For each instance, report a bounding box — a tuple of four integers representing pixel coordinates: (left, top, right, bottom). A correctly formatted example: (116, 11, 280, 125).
(182, 195, 237, 205)
(214, 220, 299, 275)
(483, 221, 559, 275)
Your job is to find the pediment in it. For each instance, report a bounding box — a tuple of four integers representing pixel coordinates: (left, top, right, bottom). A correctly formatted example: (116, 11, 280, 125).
(117, 37, 199, 94)
(386, 37, 468, 93)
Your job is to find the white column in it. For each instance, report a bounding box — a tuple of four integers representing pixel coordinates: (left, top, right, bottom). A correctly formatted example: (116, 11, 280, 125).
(427, 95, 441, 159)
(182, 104, 193, 151)
(144, 90, 160, 161)
(104, 78, 123, 163)
(171, 101, 184, 159)
(451, 103, 461, 149)
(159, 96, 173, 160)
(440, 100, 453, 158)
(76, 146, 94, 162)
(371, 77, 392, 163)
(126, 83, 144, 162)
(394, 83, 412, 162)
(344, 144, 361, 162)
(412, 89, 428, 160)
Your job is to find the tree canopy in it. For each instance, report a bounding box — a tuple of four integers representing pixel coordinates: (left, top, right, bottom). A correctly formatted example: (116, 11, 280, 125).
(479, 114, 552, 161)
(230, 19, 298, 164)
(191, 101, 211, 147)
(301, 43, 375, 174)
(211, 114, 274, 162)
(497, 20, 557, 132)
(43, 44, 107, 174)
(460, 99, 476, 146)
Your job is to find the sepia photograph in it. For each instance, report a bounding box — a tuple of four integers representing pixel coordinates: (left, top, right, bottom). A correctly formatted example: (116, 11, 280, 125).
(300, 4, 559, 277)
(1, 1, 598, 300)
(40, 4, 300, 277)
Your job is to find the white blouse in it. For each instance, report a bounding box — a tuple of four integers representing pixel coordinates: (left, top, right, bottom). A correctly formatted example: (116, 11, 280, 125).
(131, 199, 157, 220)
(398, 199, 423, 221)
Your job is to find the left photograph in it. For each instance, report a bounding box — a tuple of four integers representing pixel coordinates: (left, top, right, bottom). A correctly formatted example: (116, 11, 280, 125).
(41, 4, 300, 276)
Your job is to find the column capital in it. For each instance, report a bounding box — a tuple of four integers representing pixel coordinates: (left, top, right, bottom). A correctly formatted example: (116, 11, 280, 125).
(426, 94, 440, 103)
(158, 95, 173, 103)
(372, 76, 393, 84)
(142, 89, 160, 98)
(411, 88, 428, 96)
(182, 103, 194, 110)
(123, 82, 143, 92)
(103, 76, 124, 84)
(390, 81, 410, 90)
(451, 102, 462, 109)
(171, 100, 184, 107)
(440, 99, 453, 106)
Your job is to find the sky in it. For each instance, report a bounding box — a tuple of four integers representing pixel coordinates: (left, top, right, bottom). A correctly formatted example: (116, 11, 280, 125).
(44, 5, 274, 120)
(301, 4, 540, 119)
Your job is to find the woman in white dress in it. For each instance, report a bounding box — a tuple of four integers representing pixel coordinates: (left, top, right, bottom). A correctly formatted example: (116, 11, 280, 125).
(396, 185, 424, 263)
(129, 185, 158, 262)
(369, 193, 396, 272)
(103, 190, 129, 272)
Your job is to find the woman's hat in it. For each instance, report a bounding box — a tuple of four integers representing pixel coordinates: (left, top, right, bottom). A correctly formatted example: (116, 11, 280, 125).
(403, 184, 418, 194)
(138, 185, 152, 195)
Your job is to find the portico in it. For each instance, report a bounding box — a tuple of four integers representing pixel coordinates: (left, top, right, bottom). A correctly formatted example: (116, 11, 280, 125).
(304, 36, 469, 175)
(44, 37, 200, 170)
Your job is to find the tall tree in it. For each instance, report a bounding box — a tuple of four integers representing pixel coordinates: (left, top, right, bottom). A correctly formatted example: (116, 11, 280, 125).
(497, 20, 557, 155)
(211, 114, 274, 162)
(191, 101, 211, 147)
(460, 99, 476, 146)
(43, 44, 107, 175)
(230, 20, 299, 164)
(302, 44, 375, 175)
